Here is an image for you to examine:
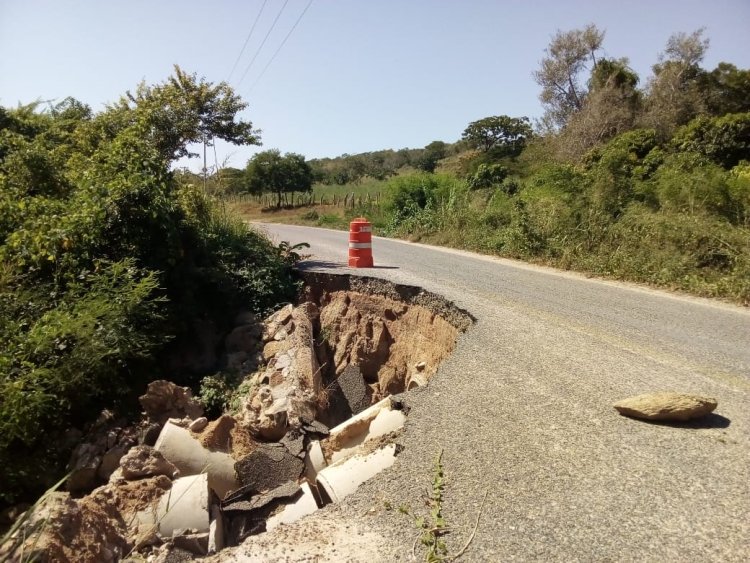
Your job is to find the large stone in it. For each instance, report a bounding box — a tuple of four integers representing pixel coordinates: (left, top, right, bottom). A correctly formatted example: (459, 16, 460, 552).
(189, 417, 209, 432)
(67, 443, 101, 493)
(66, 411, 139, 493)
(613, 392, 718, 421)
(98, 445, 129, 481)
(139, 380, 204, 425)
(244, 386, 289, 441)
(262, 340, 286, 361)
(287, 303, 323, 393)
(120, 445, 180, 480)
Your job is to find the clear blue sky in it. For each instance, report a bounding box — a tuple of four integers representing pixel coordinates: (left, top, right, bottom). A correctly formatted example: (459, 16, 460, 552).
(2, 0, 749, 171)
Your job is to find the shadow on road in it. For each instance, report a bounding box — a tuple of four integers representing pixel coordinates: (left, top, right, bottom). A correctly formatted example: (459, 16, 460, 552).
(297, 260, 400, 271)
(641, 413, 731, 429)
(298, 260, 345, 270)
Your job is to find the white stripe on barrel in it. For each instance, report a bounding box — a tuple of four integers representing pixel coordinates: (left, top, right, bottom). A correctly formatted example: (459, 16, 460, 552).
(349, 242, 372, 249)
(357, 226, 372, 233)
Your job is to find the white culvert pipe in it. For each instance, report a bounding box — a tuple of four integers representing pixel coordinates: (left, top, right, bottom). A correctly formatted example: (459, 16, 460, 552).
(154, 421, 238, 498)
(155, 474, 210, 537)
(304, 440, 327, 482)
(265, 482, 320, 531)
(316, 444, 398, 503)
(407, 372, 428, 390)
(326, 397, 406, 464)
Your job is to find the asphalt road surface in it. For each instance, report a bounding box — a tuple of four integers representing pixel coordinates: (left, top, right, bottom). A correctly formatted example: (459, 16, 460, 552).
(235, 223, 750, 562)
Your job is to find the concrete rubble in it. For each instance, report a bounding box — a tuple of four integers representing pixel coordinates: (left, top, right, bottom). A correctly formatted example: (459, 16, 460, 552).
(139, 380, 205, 425)
(119, 445, 179, 481)
(1, 278, 474, 561)
(66, 410, 141, 493)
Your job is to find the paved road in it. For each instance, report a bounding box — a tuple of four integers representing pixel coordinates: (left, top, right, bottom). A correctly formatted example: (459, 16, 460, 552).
(240, 223, 750, 561)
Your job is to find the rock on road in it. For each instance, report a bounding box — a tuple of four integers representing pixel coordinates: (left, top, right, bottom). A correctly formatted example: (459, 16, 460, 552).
(225, 223, 750, 562)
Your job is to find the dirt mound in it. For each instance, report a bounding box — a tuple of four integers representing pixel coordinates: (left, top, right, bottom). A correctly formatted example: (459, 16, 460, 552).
(195, 414, 258, 459)
(100, 475, 173, 516)
(197, 414, 235, 451)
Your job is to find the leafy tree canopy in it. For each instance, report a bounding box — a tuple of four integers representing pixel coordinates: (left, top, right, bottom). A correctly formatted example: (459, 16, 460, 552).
(245, 149, 313, 207)
(108, 65, 261, 161)
(461, 115, 532, 157)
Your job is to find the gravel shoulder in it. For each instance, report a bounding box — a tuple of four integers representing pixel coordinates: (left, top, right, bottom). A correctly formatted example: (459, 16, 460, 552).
(217, 223, 750, 562)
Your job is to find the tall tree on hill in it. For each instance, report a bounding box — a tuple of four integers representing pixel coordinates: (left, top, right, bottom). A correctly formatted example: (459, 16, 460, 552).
(640, 29, 710, 137)
(461, 116, 532, 158)
(703, 62, 750, 116)
(414, 140, 448, 172)
(556, 58, 642, 161)
(534, 24, 605, 129)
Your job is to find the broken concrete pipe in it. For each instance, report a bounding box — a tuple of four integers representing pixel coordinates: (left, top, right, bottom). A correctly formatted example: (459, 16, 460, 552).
(325, 397, 406, 464)
(135, 473, 224, 555)
(155, 474, 210, 536)
(304, 397, 406, 483)
(304, 440, 327, 483)
(407, 372, 428, 390)
(265, 482, 319, 532)
(316, 444, 399, 503)
(154, 421, 238, 498)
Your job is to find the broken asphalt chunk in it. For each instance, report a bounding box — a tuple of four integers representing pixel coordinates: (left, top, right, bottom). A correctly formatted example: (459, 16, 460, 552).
(234, 443, 304, 493)
(299, 417, 329, 437)
(335, 364, 371, 416)
(222, 481, 300, 513)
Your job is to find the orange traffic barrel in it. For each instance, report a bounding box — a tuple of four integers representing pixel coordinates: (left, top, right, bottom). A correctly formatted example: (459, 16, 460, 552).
(348, 217, 374, 268)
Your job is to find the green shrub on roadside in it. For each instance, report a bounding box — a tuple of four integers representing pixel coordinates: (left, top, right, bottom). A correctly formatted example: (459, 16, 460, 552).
(671, 112, 750, 168)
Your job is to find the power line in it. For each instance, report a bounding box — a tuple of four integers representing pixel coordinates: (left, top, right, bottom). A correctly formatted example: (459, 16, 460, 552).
(248, 0, 313, 94)
(226, 0, 268, 82)
(236, 0, 290, 87)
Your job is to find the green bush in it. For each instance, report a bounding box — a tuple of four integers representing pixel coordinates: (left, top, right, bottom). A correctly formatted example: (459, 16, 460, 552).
(727, 163, 750, 226)
(595, 206, 750, 301)
(649, 152, 731, 216)
(672, 112, 750, 168)
(467, 164, 508, 190)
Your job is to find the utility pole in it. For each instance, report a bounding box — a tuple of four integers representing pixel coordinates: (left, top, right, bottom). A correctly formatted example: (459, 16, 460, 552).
(202, 134, 208, 192)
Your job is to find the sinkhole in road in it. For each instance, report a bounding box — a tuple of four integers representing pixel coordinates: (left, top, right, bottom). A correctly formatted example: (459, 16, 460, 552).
(299, 271, 475, 429)
(218, 271, 475, 544)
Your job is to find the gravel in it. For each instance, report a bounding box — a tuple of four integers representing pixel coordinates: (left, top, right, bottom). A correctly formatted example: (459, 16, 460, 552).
(219, 223, 750, 562)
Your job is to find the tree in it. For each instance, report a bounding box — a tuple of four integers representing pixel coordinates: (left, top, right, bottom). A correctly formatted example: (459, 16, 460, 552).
(461, 116, 532, 157)
(556, 58, 642, 161)
(0, 69, 297, 506)
(108, 65, 261, 162)
(641, 29, 710, 137)
(671, 112, 750, 169)
(245, 149, 313, 207)
(221, 167, 247, 194)
(414, 140, 448, 172)
(534, 24, 605, 129)
(704, 63, 750, 116)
